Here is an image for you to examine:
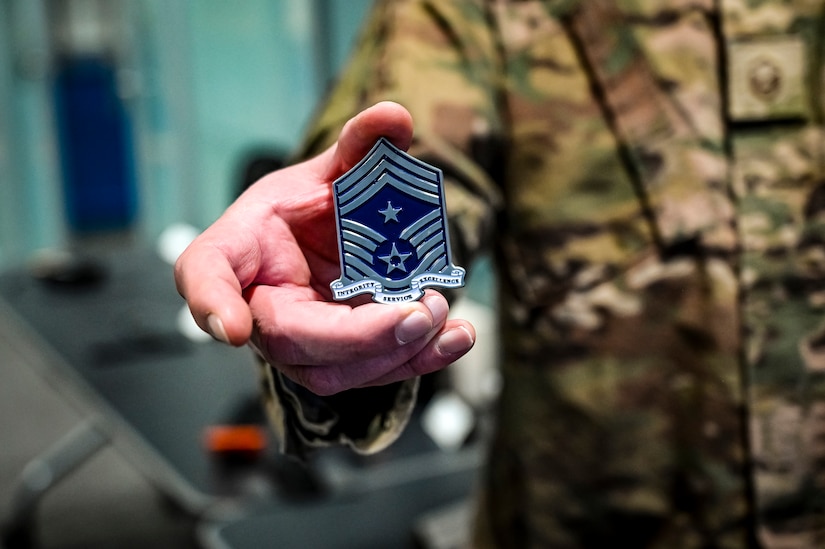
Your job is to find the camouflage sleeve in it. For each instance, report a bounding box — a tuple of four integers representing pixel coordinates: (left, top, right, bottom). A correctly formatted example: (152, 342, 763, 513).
(263, 0, 504, 457)
(260, 364, 418, 457)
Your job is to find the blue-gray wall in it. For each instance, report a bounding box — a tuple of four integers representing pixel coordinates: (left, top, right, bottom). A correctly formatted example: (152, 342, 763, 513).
(0, 0, 373, 267)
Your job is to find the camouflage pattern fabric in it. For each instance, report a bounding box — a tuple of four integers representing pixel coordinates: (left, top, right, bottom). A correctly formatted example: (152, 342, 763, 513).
(271, 0, 825, 547)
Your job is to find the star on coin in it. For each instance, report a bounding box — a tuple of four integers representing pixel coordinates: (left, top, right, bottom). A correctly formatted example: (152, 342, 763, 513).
(378, 201, 402, 223)
(379, 242, 412, 274)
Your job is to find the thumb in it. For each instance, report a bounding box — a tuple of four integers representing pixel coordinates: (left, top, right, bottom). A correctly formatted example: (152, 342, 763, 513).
(325, 101, 414, 179)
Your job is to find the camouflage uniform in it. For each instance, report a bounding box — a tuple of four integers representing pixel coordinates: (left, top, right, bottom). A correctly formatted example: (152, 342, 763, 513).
(262, 1, 825, 547)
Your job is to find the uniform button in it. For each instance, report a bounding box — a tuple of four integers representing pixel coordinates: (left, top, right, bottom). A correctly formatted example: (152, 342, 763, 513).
(726, 35, 808, 121)
(748, 57, 782, 102)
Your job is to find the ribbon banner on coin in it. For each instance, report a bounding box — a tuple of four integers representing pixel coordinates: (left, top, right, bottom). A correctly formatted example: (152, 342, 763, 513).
(330, 138, 465, 304)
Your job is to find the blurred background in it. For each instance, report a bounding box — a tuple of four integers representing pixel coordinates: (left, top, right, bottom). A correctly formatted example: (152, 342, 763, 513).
(0, 1, 497, 548)
(0, 0, 373, 264)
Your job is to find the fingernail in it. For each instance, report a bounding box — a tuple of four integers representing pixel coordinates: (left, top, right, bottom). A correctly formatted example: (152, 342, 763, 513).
(207, 314, 230, 344)
(396, 311, 432, 344)
(436, 326, 475, 355)
(421, 293, 449, 323)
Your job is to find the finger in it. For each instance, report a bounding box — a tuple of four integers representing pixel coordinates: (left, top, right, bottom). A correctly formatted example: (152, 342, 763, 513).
(324, 101, 414, 179)
(174, 235, 257, 346)
(247, 289, 451, 394)
(248, 288, 449, 365)
(358, 320, 476, 387)
(292, 318, 475, 393)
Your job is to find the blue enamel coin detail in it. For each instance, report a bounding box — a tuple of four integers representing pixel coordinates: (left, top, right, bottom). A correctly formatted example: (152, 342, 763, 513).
(330, 138, 465, 303)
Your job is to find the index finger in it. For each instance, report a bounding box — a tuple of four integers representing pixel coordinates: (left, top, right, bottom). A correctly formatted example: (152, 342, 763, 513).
(174, 234, 257, 346)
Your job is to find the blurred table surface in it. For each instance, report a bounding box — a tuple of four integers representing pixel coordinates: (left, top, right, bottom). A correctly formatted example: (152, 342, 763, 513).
(0, 245, 482, 547)
(200, 461, 479, 549)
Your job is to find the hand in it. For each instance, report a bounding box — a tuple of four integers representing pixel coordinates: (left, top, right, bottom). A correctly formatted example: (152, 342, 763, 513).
(175, 101, 476, 396)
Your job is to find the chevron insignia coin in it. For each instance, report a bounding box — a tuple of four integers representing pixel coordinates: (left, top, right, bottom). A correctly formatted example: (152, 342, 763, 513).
(330, 138, 465, 304)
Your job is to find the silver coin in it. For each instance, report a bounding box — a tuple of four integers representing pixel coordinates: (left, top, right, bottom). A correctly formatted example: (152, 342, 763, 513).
(330, 138, 465, 304)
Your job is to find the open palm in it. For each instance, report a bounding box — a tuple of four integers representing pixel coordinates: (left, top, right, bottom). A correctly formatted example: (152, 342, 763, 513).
(175, 102, 475, 395)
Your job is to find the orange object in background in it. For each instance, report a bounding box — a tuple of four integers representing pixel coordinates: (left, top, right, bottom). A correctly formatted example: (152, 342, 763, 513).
(204, 425, 267, 458)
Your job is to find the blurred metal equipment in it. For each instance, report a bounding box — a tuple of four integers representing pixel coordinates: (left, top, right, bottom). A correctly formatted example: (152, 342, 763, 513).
(2, 419, 109, 548)
(0, 247, 267, 546)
